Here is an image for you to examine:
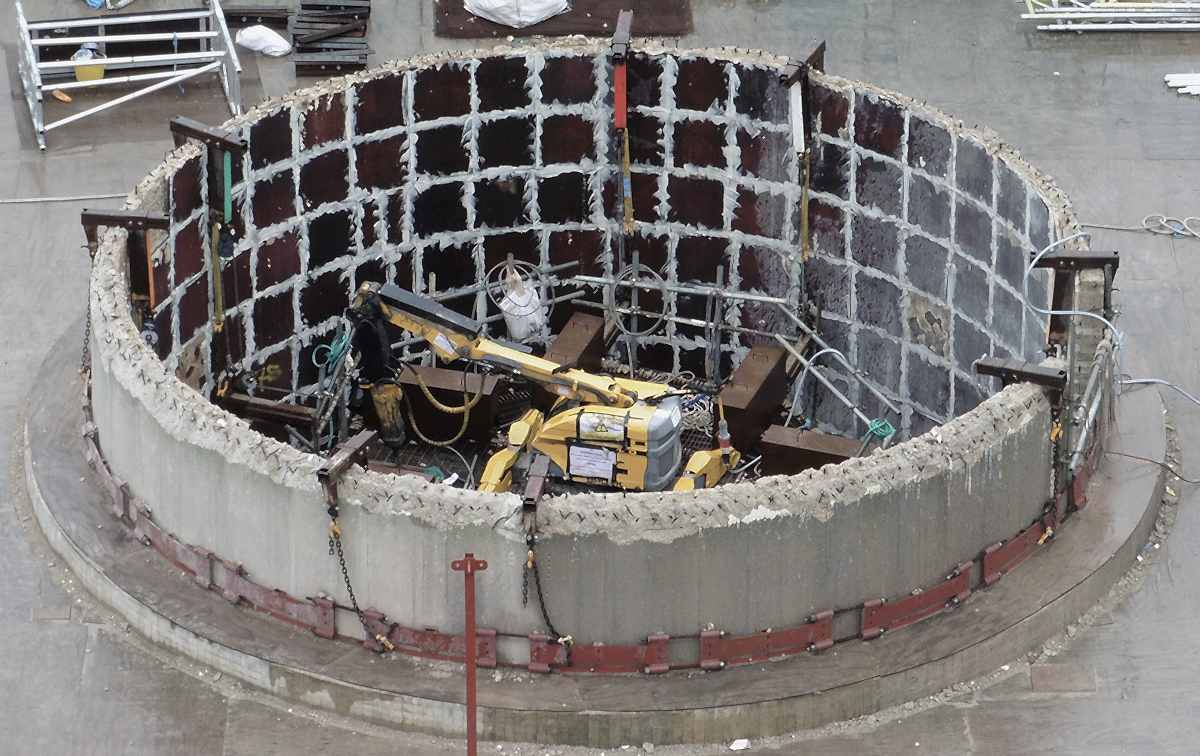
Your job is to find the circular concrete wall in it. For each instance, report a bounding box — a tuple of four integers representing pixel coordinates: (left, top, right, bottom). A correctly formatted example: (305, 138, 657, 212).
(89, 41, 1075, 657)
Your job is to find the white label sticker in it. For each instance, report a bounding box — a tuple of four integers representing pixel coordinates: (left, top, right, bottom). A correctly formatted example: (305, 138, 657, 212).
(568, 445, 616, 481)
(578, 412, 625, 441)
(431, 332, 455, 357)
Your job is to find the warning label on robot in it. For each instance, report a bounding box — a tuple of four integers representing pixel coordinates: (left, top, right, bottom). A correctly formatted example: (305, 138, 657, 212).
(578, 412, 625, 441)
(568, 445, 616, 481)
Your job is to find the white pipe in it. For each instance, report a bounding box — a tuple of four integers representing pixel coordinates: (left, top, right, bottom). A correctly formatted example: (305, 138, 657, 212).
(38, 50, 223, 70)
(41, 67, 209, 91)
(210, 0, 242, 74)
(32, 31, 217, 46)
(26, 10, 212, 30)
(43, 62, 219, 132)
(1038, 21, 1200, 29)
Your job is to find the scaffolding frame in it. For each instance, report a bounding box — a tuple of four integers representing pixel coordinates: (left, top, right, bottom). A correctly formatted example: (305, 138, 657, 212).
(15, 1, 242, 150)
(1022, 0, 1200, 31)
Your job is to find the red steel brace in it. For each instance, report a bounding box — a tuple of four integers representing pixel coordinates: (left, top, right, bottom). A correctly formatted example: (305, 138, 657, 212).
(360, 608, 498, 665)
(451, 553, 488, 756)
(528, 632, 568, 673)
(563, 633, 671, 674)
(861, 562, 972, 640)
(699, 611, 833, 670)
(983, 517, 1051, 586)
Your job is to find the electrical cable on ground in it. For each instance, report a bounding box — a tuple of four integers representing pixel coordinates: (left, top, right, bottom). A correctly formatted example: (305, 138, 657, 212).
(0, 192, 127, 204)
(1082, 214, 1200, 240)
(1104, 451, 1200, 485)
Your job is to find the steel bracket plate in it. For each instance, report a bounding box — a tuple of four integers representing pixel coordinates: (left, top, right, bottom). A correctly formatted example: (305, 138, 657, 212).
(699, 611, 833, 670)
(566, 633, 671, 674)
(861, 562, 972, 640)
(528, 632, 569, 673)
(1032, 248, 1119, 272)
(983, 520, 1049, 586)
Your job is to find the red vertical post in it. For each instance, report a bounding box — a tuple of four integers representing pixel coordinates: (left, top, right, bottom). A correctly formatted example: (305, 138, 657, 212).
(452, 553, 488, 756)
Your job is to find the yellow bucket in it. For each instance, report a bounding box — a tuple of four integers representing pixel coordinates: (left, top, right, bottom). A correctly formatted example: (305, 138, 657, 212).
(74, 62, 105, 82)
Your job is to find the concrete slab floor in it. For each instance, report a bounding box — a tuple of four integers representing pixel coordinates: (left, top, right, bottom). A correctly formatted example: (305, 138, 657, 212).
(1, 0, 1198, 753)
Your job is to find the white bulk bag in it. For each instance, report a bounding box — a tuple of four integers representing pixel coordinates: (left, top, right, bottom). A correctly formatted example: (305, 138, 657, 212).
(498, 267, 547, 341)
(464, 0, 570, 29)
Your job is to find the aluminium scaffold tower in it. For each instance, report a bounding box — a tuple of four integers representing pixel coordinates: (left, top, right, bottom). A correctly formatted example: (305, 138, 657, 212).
(15, 0, 242, 150)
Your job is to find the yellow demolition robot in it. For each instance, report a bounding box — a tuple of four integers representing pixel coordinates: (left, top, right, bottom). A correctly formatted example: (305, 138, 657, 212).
(348, 282, 740, 494)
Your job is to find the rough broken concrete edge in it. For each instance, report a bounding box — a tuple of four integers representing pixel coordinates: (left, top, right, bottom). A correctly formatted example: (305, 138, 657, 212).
(23, 391, 1161, 749)
(89, 42, 1078, 543)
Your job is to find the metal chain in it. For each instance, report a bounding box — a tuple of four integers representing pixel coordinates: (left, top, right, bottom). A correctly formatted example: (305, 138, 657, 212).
(529, 540, 567, 647)
(329, 528, 370, 636)
(80, 282, 92, 377)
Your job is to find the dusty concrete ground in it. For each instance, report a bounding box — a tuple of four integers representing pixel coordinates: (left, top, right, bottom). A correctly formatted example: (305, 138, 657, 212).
(3, 0, 1199, 753)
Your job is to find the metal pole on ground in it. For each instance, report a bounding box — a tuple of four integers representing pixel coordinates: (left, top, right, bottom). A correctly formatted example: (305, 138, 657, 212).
(451, 552, 488, 756)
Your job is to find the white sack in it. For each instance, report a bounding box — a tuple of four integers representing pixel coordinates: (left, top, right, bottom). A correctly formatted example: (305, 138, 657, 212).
(498, 267, 547, 341)
(235, 25, 292, 57)
(464, 0, 570, 29)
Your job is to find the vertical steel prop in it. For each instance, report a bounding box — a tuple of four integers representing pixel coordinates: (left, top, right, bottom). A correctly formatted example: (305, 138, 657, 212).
(452, 552, 488, 756)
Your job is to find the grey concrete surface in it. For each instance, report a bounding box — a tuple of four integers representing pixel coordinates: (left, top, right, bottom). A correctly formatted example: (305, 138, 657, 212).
(2, 1, 1199, 754)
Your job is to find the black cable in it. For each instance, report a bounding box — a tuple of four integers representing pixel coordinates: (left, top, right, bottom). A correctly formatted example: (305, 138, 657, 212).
(1104, 451, 1200, 485)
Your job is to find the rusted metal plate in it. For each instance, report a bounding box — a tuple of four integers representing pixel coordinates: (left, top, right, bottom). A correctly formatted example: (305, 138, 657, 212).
(566, 633, 671, 674)
(983, 520, 1048, 586)
(699, 611, 832, 670)
(360, 609, 495, 665)
(718, 343, 791, 452)
(528, 632, 568, 673)
(861, 563, 971, 640)
(759, 426, 858, 476)
(136, 515, 212, 588)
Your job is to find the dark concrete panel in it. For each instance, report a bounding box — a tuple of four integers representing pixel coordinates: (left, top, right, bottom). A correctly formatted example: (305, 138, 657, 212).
(299, 149, 350, 208)
(302, 93, 345, 150)
(810, 199, 846, 258)
(171, 154, 202, 222)
(173, 218, 204, 287)
(806, 256, 852, 317)
(673, 119, 727, 169)
(811, 138, 850, 199)
(413, 64, 470, 121)
(250, 347, 293, 392)
(476, 57, 531, 112)
(416, 125, 467, 175)
(1029, 196, 1051, 251)
(992, 281, 1024, 350)
(955, 198, 993, 263)
(391, 248, 414, 290)
(539, 172, 588, 223)
(854, 93, 904, 159)
(355, 75, 406, 134)
(478, 116, 535, 169)
(249, 109, 292, 170)
(855, 273, 903, 337)
(362, 202, 379, 247)
(997, 162, 1027, 232)
(737, 128, 791, 183)
(626, 53, 663, 108)
(907, 348, 951, 417)
(300, 268, 351, 327)
(676, 58, 728, 111)
(306, 209, 354, 268)
(733, 64, 787, 124)
(412, 183, 467, 236)
(251, 170, 295, 229)
(421, 242, 476, 293)
(738, 245, 789, 301)
(540, 56, 596, 105)
(851, 214, 900, 275)
(152, 304, 173, 359)
(676, 235, 728, 284)
(385, 193, 405, 244)
(474, 177, 527, 228)
(628, 112, 665, 166)
(995, 229, 1026, 293)
(858, 328, 902, 394)
(353, 258, 386, 291)
(732, 188, 786, 238)
(907, 117, 950, 178)
(256, 231, 301, 291)
(541, 114, 595, 165)
(252, 287, 294, 349)
(211, 309, 245, 371)
(905, 235, 949, 300)
(667, 175, 724, 229)
(953, 258, 989, 325)
(908, 172, 951, 239)
(549, 229, 604, 277)
(177, 278, 209, 345)
(482, 231, 539, 274)
(955, 138, 992, 203)
(221, 251, 251, 310)
(810, 82, 849, 137)
(954, 374, 986, 415)
(856, 154, 902, 216)
(355, 135, 407, 190)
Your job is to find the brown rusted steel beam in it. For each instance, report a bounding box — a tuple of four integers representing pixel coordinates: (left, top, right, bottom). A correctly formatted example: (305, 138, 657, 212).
(861, 562, 972, 640)
(222, 392, 316, 428)
(296, 18, 365, 44)
(699, 611, 833, 670)
(169, 116, 246, 153)
(983, 518, 1051, 586)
